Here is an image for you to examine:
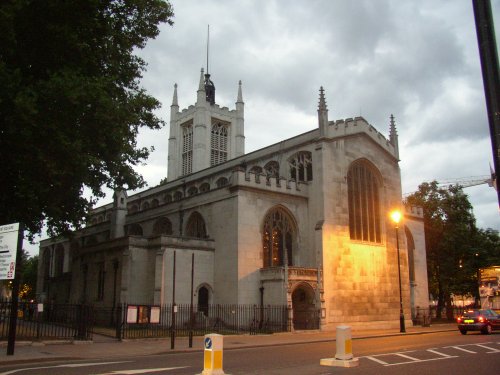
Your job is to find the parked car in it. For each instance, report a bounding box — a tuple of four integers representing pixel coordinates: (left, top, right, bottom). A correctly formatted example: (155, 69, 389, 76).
(456, 309, 500, 335)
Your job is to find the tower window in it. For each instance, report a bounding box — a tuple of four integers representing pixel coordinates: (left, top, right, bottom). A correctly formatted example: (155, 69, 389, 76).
(210, 119, 228, 166)
(347, 160, 381, 243)
(182, 121, 193, 175)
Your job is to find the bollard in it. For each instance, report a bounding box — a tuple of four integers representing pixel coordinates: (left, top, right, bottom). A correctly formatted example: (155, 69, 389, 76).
(320, 325, 359, 368)
(199, 333, 229, 375)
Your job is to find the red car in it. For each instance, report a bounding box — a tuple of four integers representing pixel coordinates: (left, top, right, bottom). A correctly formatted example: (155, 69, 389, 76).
(456, 309, 500, 335)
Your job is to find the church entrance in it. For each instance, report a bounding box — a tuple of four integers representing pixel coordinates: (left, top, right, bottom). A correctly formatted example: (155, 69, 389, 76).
(198, 286, 209, 316)
(291, 283, 318, 330)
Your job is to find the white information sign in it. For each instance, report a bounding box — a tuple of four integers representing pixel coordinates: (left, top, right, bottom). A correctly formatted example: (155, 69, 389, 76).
(0, 223, 19, 280)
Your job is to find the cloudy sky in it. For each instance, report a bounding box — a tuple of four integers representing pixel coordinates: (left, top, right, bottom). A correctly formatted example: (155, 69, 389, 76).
(26, 0, 500, 254)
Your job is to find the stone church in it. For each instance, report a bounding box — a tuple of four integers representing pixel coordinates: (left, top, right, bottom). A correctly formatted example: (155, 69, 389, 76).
(37, 69, 429, 330)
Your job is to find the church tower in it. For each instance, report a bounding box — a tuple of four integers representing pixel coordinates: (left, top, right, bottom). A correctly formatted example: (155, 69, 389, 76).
(167, 70, 245, 181)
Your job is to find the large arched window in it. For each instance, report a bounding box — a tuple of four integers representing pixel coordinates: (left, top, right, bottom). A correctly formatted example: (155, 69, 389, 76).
(185, 211, 207, 238)
(288, 151, 313, 182)
(153, 217, 173, 235)
(262, 207, 296, 267)
(347, 160, 381, 243)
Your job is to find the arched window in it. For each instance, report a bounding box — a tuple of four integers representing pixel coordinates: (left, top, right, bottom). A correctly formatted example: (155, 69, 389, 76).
(199, 182, 211, 193)
(262, 207, 296, 267)
(288, 151, 313, 182)
(216, 177, 228, 188)
(153, 217, 173, 235)
(249, 165, 263, 174)
(151, 199, 159, 208)
(185, 211, 207, 238)
(264, 161, 280, 180)
(54, 244, 65, 277)
(210, 120, 228, 166)
(182, 120, 193, 175)
(128, 223, 143, 236)
(405, 226, 416, 283)
(142, 201, 150, 210)
(173, 191, 183, 201)
(347, 160, 381, 243)
(164, 194, 172, 203)
(188, 186, 198, 196)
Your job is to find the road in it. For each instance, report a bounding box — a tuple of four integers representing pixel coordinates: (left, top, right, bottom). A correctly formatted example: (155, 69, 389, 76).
(0, 331, 498, 374)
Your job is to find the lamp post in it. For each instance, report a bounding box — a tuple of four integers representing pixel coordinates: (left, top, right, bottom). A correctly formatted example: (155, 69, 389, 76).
(390, 210, 406, 333)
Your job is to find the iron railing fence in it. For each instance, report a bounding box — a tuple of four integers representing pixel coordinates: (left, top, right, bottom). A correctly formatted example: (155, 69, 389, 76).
(0, 300, 93, 341)
(114, 303, 291, 340)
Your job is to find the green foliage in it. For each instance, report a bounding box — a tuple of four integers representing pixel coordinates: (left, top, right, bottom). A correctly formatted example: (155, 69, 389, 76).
(20, 251, 38, 300)
(0, 0, 174, 239)
(406, 181, 500, 313)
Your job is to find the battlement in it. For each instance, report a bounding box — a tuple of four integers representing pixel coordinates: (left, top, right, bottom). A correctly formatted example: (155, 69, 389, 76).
(329, 116, 396, 156)
(404, 204, 424, 219)
(232, 169, 309, 197)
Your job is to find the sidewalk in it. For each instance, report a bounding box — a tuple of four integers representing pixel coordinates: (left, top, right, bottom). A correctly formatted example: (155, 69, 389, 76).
(0, 323, 457, 366)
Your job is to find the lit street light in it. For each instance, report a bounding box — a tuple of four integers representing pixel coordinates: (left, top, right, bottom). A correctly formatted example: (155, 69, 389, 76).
(390, 210, 406, 333)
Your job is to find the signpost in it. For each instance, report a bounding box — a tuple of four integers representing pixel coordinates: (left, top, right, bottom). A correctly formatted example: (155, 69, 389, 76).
(0, 223, 20, 280)
(0, 222, 24, 356)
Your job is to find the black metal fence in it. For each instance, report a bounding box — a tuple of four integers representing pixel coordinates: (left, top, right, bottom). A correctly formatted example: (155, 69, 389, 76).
(114, 303, 291, 340)
(0, 301, 93, 341)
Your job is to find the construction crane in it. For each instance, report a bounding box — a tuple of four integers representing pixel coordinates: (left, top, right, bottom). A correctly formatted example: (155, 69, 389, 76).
(404, 172, 496, 197)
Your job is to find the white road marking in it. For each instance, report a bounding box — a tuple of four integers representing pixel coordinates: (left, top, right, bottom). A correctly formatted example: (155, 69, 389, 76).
(394, 352, 420, 361)
(426, 349, 456, 358)
(474, 343, 500, 353)
(363, 356, 390, 365)
(90, 368, 188, 375)
(0, 362, 130, 375)
(447, 345, 477, 353)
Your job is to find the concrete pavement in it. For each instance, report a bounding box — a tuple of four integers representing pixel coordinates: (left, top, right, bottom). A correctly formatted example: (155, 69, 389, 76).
(0, 323, 457, 366)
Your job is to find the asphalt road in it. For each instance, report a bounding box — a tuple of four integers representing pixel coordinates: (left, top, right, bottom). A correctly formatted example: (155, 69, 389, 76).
(0, 331, 498, 375)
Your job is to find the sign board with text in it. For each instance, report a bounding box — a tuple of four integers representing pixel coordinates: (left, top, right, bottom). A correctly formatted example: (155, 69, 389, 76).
(0, 223, 19, 280)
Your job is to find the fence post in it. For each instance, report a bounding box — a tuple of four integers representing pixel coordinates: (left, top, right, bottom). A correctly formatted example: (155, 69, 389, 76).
(115, 304, 123, 340)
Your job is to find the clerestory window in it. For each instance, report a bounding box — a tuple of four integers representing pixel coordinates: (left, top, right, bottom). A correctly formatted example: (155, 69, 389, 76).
(289, 151, 313, 182)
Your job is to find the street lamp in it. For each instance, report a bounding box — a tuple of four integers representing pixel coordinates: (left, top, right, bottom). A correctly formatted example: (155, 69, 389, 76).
(390, 210, 406, 333)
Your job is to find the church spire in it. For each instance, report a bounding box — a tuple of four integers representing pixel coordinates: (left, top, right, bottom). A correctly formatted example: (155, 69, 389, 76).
(318, 86, 329, 136)
(389, 114, 399, 160)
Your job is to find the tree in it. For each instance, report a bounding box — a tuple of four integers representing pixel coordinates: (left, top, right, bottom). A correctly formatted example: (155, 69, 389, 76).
(406, 182, 479, 317)
(0, 0, 174, 240)
(20, 252, 38, 301)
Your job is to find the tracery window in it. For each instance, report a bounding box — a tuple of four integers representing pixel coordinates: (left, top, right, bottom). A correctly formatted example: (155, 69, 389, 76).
(199, 182, 211, 193)
(188, 186, 198, 196)
(128, 223, 143, 236)
(262, 207, 296, 267)
(216, 177, 228, 188)
(185, 211, 207, 238)
(210, 119, 228, 166)
(347, 160, 381, 243)
(153, 217, 173, 235)
(288, 151, 313, 182)
(264, 161, 280, 180)
(182, 121, 193, 175)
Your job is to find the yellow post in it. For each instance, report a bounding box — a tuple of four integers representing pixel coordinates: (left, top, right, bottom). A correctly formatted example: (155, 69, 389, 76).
(200, 333, 227, 375)
(320, 325, 359, 367)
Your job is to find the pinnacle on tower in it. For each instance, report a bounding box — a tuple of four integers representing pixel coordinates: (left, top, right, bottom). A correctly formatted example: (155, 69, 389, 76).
(171, 83, 178, 107)
(318, 86, 329, 136)
(318, 86, 328, 112)
(237, 80, 243, 103)
(389, 114, 399, 160)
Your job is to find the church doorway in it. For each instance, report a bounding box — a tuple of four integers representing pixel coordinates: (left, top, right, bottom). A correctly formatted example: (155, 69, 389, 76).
(198, 286, 209, 316)
(291, 284, 318, 330)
